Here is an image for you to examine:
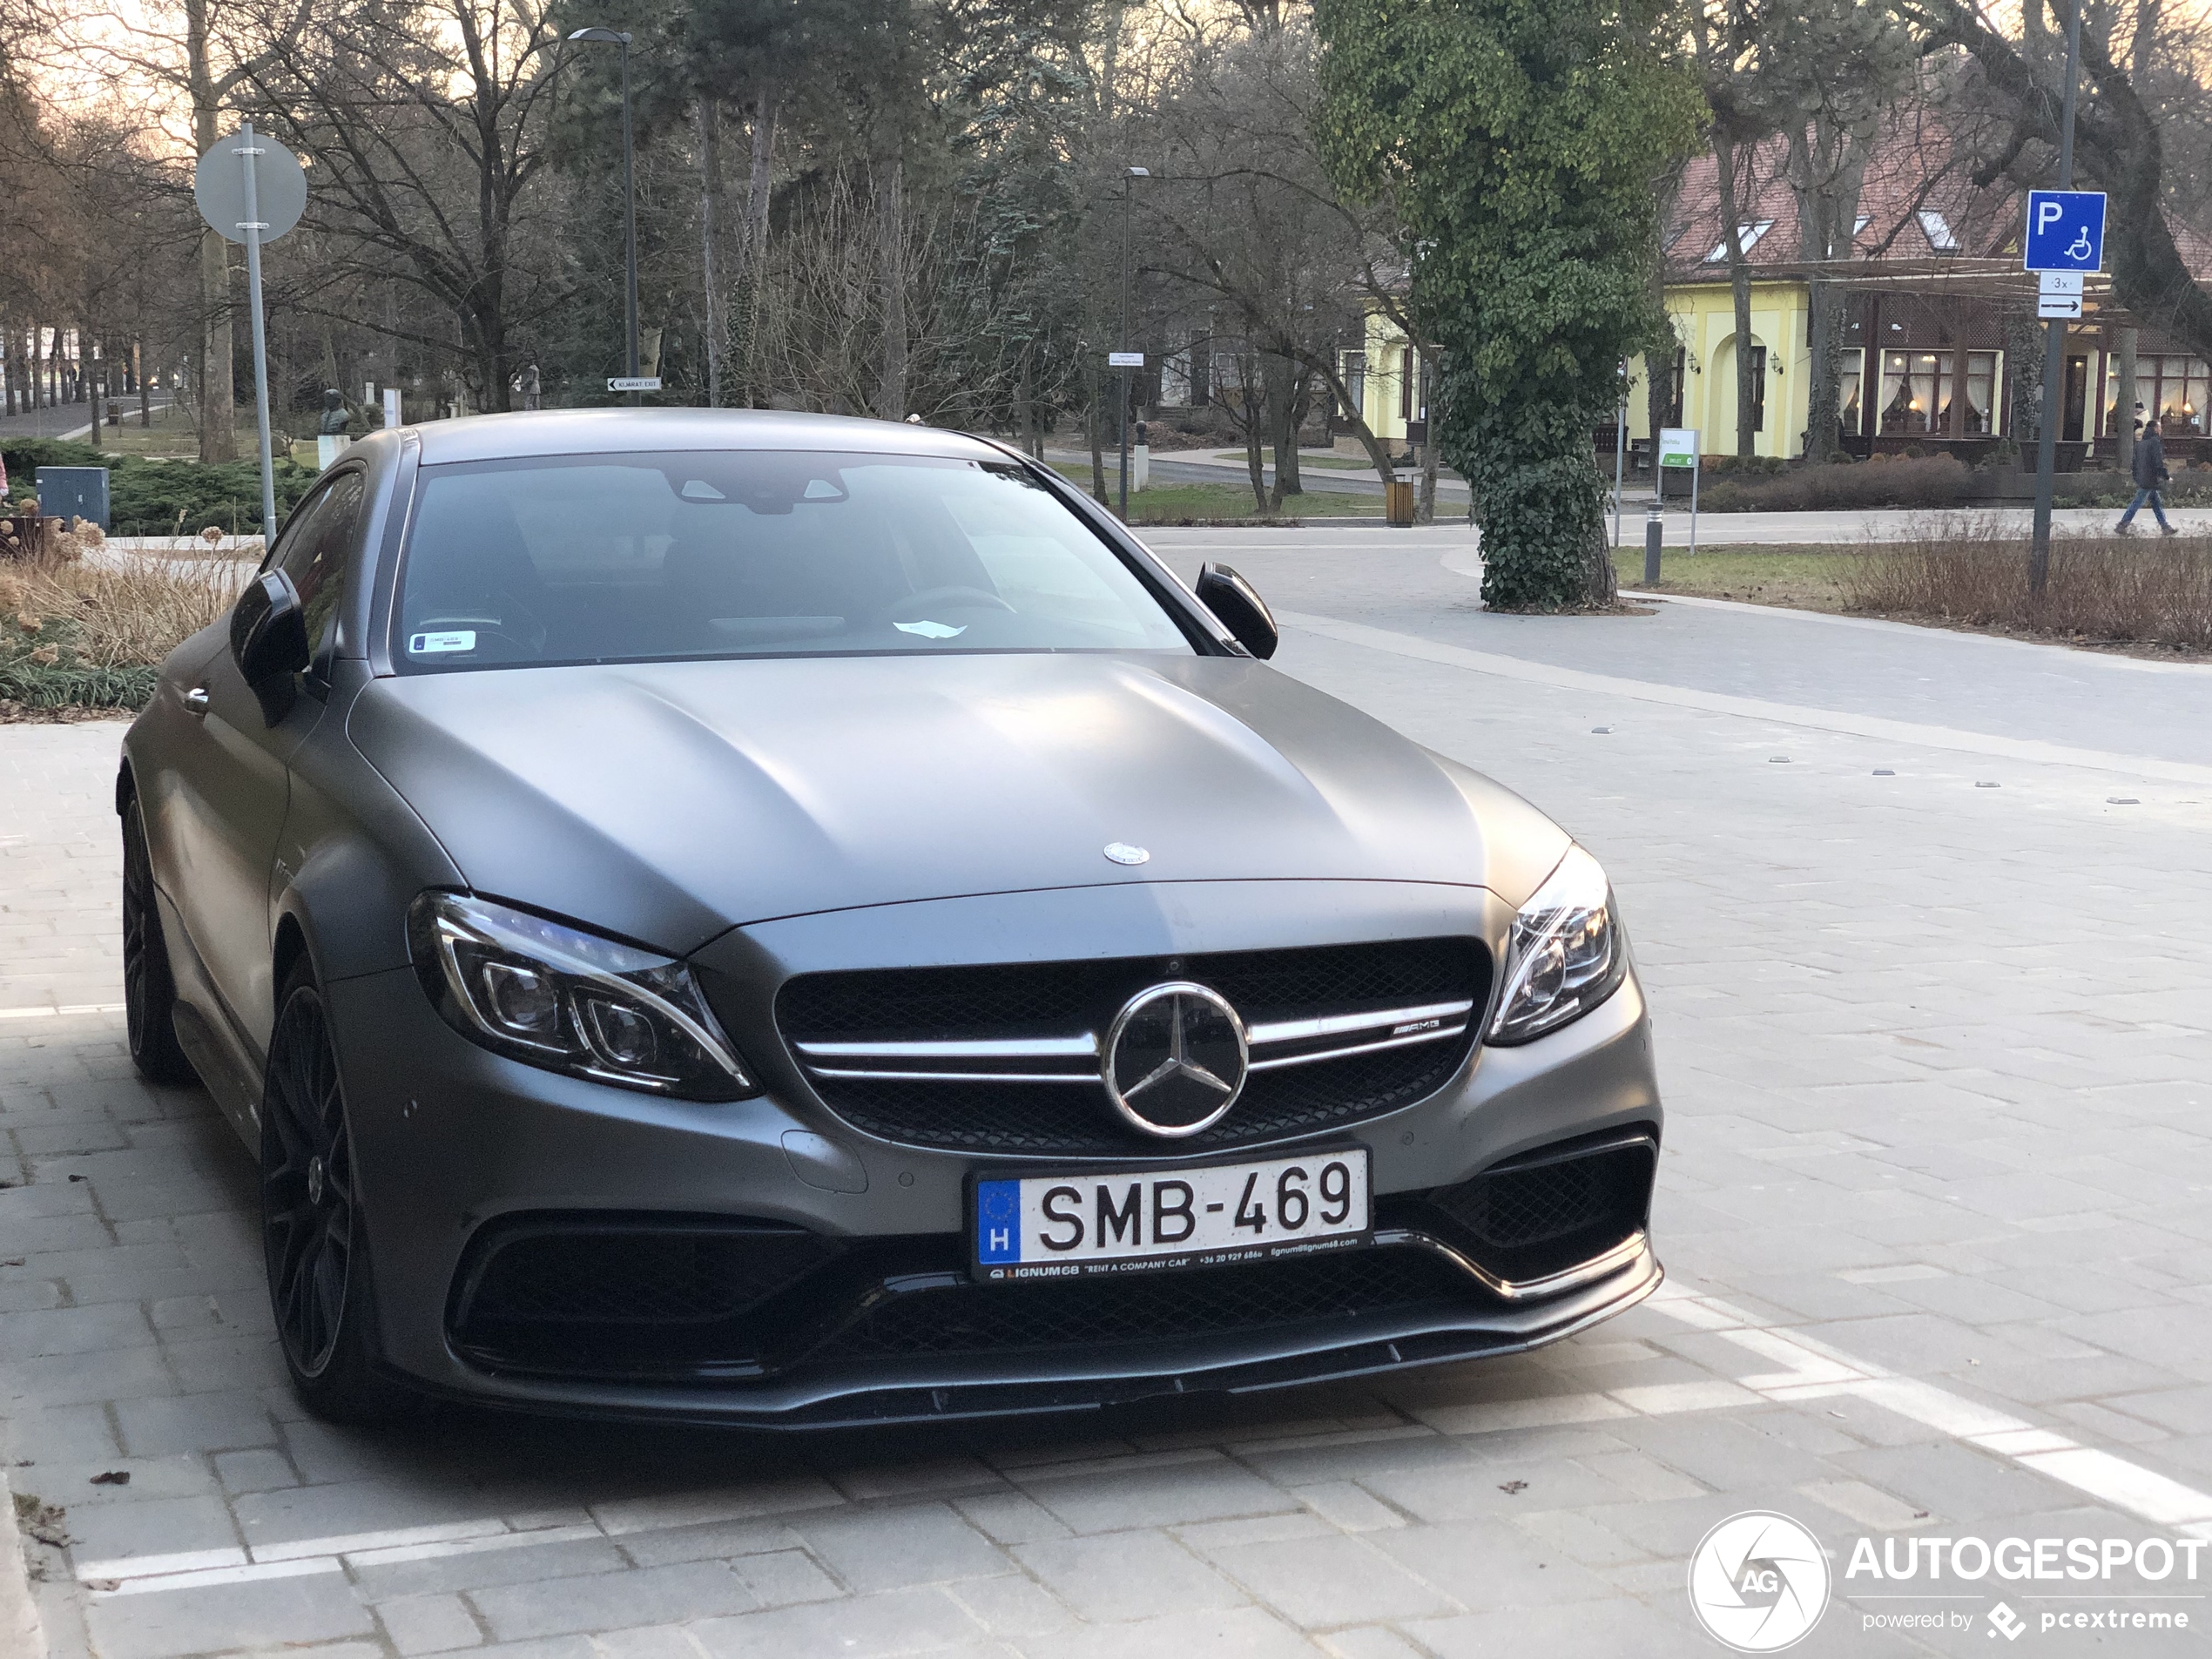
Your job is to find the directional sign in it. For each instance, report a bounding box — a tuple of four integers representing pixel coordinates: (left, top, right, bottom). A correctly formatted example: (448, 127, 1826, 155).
(2023, 190, 2107, 273)
(2037, 270, 2084, 320)
(608, 376, 662, 392)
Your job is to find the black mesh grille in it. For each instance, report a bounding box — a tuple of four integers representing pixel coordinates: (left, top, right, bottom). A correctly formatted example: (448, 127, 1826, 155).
(777, 938, 1488, 1156)
(448, 1220, 1492, 1384)
(814, 1246, 1480, 1360)
(1395, 1138, 1655, 1285)
(458, 1223, 840, 1328)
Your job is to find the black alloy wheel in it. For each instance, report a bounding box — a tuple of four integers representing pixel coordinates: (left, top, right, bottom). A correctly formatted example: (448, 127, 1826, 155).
(260, 961, 415, 1422)
(122, 796, 199, 1085)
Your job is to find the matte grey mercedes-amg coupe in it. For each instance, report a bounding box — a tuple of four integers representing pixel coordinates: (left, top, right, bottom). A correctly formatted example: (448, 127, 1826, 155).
(119, 408, 1662, 1426)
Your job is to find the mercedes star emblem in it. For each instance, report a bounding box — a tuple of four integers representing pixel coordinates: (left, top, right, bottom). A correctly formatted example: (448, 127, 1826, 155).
(1102, 981, 1249, 1137)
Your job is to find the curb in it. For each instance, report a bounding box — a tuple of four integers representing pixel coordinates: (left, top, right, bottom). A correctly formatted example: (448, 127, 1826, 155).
(0, 1463, 51, 1659)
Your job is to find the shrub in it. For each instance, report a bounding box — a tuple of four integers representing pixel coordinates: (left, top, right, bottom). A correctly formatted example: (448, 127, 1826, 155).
(1844, 514, 2212, 649)
(106, 456, 317, 536)
(0, 551, 247, 711)
(1698, 455, 1972, 513)
(1, 436, 109, 482)
(0, 441, 316, 536)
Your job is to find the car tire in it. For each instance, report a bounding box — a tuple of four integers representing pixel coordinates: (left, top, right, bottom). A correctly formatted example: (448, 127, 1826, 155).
(122, 795, 199, 1086)
(260, 958, 418, 1425)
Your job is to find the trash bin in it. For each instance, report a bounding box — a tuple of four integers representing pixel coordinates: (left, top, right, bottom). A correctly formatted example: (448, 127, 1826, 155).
(35, 466, 110, 531)
(1384, 479, 1416, 527)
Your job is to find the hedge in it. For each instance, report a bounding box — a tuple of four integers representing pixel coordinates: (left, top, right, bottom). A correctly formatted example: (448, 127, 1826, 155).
(3, 438, 317, 536)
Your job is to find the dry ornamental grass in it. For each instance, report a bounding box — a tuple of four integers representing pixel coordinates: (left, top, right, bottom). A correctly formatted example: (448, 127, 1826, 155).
(1845, 514, 2212, 652)
(0, 536, 250, 717)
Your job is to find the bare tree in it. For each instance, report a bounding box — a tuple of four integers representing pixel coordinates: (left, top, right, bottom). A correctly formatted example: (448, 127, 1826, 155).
(247, 0, 570, 413)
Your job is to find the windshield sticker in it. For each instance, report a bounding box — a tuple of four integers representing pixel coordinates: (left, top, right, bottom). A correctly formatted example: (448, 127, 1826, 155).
(894, 620, 966, 640)
(408, 631, 478, 655)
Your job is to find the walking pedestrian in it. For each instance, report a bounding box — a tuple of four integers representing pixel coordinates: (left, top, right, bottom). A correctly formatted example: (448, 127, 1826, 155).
(2117, 413, 2180, 535)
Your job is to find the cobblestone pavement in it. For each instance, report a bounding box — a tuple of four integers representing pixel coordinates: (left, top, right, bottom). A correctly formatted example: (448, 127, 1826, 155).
(5, 534, 2212, 1659)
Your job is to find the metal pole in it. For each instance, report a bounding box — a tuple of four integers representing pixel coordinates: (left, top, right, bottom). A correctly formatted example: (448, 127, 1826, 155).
(1612, 368, 1628, 549)
(1689, 455, 1700, 556)
(1118, 173, 1131, 521)
(238, 121, 278, 540)
(620, 39, 641, 405)
(2029, 0, 2085, 596)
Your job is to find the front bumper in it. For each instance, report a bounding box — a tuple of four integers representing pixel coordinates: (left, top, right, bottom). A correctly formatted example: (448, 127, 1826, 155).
(328, 880, 1663, 1426)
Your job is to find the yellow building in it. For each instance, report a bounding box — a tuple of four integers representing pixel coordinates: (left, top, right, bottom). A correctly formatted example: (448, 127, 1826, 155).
(1340, 308, 1428, 449)
(1629, 280, 1812, 459)
(1345, 280, 1817, 461)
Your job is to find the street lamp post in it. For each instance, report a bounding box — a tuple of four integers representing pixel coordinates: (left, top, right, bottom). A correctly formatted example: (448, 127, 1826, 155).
(568, 27, 640, 406)
(1119, 165, 1149, 522)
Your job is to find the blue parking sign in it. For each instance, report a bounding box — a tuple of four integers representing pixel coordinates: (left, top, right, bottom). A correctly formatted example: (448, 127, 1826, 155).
(2023, 190, 2107, 272)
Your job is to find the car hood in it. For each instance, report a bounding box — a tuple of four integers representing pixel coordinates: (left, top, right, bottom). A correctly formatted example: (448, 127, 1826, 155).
(347, 652, 1568, 954)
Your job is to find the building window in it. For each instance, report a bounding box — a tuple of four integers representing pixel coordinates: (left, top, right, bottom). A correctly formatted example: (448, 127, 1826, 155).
(1159, 350, 1192, 408)
(1704, 220, 1775, 263)
(1838, 348, 1865, 438)
(1341, 351, 1366, 424)
(1959, 351, 1999, 435)
(1917, 211, 1961, 253)
(2155, 354, 2208, 435)
(1879, 350, 1951, 435)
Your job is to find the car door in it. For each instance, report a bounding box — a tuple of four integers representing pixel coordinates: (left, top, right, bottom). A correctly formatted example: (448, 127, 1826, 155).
(165, 469, 368, 1063)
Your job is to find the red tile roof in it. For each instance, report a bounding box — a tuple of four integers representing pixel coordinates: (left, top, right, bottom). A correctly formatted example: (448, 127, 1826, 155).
(1665, 104, 2025, 277)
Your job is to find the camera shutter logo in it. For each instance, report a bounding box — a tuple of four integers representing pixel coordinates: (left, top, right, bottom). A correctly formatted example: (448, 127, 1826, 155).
(1687, 1511, 1831, 1652)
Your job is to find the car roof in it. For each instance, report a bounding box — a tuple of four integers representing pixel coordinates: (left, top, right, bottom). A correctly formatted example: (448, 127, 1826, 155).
(407, 408, 1008, 467)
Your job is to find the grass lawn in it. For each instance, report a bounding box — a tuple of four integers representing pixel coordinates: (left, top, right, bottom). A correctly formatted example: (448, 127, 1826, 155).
(1211, 450, 1467, 480)
(69, 405, 333, 464)
(1615, 542, 1858, 610)
(1050, 466, 1382, 522)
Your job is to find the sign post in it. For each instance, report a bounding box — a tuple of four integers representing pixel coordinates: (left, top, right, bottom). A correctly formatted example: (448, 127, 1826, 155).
(1612, 361, 1628, 550)
(194, 123, 307, 542)
(1658, 427, 1700, 556)
(2020, 4, 2095, 595)
(1109, 352, 1143, 519)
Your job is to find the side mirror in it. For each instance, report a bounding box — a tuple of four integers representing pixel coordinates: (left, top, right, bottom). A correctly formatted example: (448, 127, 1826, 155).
(229, 570, 309, 723)
(1195, 563, 1278, 660)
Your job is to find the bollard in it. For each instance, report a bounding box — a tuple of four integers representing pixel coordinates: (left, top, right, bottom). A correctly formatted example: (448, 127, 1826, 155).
(1643, 504, 1663, 586)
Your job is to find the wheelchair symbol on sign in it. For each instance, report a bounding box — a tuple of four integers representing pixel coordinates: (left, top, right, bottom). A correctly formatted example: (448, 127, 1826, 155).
(2066, 227, 2094, 262)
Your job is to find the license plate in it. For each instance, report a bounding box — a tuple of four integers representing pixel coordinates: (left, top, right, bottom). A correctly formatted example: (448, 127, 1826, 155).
(971, 1147, 1372, 1281)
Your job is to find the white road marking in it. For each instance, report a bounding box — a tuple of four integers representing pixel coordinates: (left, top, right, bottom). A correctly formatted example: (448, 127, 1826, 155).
(1643, 1281, 2212, 1530)
(1278, 609, 2212, 785)
(91, 1558, 339, 1599)
(68, 1277, 2212, 1598)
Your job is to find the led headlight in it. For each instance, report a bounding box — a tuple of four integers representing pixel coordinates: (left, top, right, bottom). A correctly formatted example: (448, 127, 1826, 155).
(1487, 846, 1628, 1045)
(408, 892, 756, 1099)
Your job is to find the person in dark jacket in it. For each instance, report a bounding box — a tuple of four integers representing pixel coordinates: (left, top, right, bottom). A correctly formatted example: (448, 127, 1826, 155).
(2117, 415, 2180, 534)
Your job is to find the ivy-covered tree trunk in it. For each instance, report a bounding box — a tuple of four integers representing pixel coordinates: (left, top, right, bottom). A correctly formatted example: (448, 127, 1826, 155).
(1313, 0, 1703, 610)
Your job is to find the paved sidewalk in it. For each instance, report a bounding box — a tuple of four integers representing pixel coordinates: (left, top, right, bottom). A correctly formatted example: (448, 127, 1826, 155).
(4, 542, 2212, 1658)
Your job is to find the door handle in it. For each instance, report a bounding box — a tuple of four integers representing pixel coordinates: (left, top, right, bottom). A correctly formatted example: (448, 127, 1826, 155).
(184, 686, 211, 716)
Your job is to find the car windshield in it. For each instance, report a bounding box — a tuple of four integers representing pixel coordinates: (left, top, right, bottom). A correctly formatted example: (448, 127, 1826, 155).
(393, 449, 1195, 671)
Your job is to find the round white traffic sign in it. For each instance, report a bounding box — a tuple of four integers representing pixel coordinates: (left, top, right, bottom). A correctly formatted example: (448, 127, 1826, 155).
(193, 126, 307, 244)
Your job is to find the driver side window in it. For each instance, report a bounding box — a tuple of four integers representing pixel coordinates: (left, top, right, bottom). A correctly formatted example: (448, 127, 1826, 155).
(270, 471, 368, 670)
